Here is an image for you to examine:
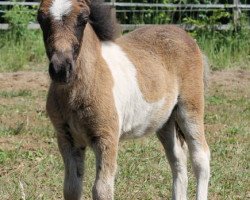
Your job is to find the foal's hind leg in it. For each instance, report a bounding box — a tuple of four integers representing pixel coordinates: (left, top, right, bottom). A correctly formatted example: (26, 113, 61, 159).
(176, 96, 210, 200)
(157, 112, 188, 200)
(57, 131, 85, 200)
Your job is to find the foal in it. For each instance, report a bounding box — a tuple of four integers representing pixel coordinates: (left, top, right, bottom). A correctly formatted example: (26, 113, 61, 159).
(37, 0, 210, 199)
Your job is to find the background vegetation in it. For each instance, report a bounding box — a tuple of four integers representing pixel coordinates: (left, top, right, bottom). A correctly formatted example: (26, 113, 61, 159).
(0, 4, 45, 72)
(0, 1, 249, 71)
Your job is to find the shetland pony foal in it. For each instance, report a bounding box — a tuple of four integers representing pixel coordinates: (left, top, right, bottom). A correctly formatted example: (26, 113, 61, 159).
(38, 0, 210, 199)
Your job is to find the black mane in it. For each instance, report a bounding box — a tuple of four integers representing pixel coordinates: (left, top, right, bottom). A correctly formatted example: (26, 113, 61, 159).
(89, 0, 120, 41)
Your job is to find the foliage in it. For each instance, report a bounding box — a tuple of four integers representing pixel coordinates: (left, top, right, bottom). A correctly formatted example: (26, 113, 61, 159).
(116, 0, 171, 24)
(183, 11, 250, 70)
(114, 0, 239, 25)
(0, 4, 46, 72)
(3, 4, 37, 42)
(0, 1, 249, 71)
(183, 10, 231, 31)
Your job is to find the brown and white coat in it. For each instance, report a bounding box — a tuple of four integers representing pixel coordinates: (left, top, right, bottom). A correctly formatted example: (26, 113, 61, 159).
(38, 0, 210, 199)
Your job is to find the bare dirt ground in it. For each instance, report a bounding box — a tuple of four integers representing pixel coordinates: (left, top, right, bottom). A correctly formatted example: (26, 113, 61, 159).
(0, 69, 249, 92)
(0, 72, 49, 91)
(0, 69, 249, 151)
(1, 69, 249, 150)
(209, 69, 250, 95)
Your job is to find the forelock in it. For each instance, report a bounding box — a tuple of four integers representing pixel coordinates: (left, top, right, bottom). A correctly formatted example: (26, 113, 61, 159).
(49, 0, 72, 20)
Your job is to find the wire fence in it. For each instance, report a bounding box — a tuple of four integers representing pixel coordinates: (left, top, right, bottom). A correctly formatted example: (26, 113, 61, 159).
(0, 1, 249, 31)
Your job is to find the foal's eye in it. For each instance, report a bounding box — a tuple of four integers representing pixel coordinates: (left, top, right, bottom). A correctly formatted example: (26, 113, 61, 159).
(73, 44, 80, 54)
(77, 14, 88, 27)
(37, 11, 48, 24)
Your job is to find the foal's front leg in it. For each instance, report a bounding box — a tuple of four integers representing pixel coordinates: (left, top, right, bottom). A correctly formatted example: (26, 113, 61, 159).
(57, 131, 86, 200)
(91, 134, 119, 200)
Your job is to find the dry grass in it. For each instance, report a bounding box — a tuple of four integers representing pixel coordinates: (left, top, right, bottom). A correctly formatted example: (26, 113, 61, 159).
(0, 69, 249, 199)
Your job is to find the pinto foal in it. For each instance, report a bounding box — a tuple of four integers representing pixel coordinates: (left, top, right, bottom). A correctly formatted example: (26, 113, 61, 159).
(37, 0, 210, 199)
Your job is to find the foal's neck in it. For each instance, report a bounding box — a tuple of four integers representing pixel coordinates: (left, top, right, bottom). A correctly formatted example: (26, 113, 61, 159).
(70, 24, 102, 101)
(76, 23, 101, 79)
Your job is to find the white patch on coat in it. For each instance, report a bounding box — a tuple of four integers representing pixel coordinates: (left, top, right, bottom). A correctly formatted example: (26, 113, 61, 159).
(50, 0, 72, 21)
(101, 42, 175, 138)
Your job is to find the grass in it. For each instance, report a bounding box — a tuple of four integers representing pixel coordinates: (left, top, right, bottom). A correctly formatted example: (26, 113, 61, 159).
(0, 27, 250, 72)
(0, 90, 32, 98)
(0, 69, 249, 199)
(196, 29, 250, 70)
(0, 30, 46, 72)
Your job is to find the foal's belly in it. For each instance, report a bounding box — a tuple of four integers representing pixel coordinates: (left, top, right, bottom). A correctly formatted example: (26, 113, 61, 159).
(119, 96, 177, 140)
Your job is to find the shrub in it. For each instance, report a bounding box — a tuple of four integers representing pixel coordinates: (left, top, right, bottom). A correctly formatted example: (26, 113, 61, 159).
(3, 4, 37, 42)
(0, 4, 46, 72)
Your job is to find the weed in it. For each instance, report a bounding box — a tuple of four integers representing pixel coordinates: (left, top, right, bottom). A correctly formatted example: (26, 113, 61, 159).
(0, 90, 32, 98)
(0, 150, 9, 164)
(0, 123, 25, 136)
(0, 30, 46, 72)
(0, 4, 46, 72)
(196, 29, 250, 70)
(3, 4, 36, 42)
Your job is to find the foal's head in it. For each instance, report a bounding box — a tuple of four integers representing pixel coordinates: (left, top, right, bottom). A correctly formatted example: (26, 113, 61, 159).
(38, 0, 119, 83)
(38, 0, 90, 83)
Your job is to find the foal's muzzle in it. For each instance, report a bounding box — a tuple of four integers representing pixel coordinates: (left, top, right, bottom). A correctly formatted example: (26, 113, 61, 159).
(49, 52, 74, 84)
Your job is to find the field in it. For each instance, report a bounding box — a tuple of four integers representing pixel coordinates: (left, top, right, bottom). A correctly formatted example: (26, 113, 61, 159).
(0, 1, 250, 198)
(0, 67, 249, 200)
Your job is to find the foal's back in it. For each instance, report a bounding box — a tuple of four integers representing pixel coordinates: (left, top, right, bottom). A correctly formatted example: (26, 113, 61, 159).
(116, 25, 203, 106)
(117, 25, 201, 73)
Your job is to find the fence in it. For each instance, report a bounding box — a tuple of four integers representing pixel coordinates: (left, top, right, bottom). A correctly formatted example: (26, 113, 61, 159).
(0, 1, 250, 31)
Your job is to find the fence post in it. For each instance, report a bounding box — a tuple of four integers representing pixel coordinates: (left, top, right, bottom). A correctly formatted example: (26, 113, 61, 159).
(233, 0, 241, 29)
(111, 0, 116, 17)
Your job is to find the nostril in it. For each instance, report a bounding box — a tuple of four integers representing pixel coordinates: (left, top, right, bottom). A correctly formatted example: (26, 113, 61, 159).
(49, 63, 55, 72)
(68, 62, 73, 72)
(49, 55, 73, 83)
(49, 62, 55, 76)
(65, 59, 73, 71)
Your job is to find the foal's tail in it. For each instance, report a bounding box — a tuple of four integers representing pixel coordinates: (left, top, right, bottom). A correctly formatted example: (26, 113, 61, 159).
(202, 53, 210, 91)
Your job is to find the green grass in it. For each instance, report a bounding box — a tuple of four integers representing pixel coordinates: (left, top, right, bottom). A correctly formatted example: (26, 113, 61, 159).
(0, 30, 46, 72)
(0, 69, 249, 199)
(0, 27, 250, 72)
(196, 29, 250, 70)
(0, 89, 32, 98)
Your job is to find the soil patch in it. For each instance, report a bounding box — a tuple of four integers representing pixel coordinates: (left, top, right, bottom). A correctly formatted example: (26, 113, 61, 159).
(0, 69, 249, 92)
(0, 71, 50, 91)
